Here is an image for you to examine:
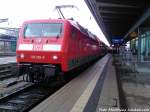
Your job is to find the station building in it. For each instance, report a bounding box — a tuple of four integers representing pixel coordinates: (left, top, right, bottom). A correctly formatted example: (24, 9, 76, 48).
(0, 28, 18, 54)
(130, 30, 150, 60)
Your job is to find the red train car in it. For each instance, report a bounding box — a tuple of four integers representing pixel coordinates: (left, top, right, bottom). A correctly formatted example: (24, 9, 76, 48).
(16, 19, 102, 82)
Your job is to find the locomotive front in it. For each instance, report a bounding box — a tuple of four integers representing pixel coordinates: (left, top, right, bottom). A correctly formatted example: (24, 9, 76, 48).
(16, 20, 65, 82)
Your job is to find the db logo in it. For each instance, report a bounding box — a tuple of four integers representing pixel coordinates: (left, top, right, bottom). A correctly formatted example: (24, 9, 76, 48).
(33, 44, 43, 51)
(36, 39, 42, 43)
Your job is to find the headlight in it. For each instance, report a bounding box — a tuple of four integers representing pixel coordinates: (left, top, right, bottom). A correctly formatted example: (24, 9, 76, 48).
(52, 55, 58, 60)
(20, 53, 25, 59)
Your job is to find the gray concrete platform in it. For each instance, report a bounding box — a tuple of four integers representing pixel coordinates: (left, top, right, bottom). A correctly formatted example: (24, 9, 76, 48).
(30, 54, 119, 112)
(0, 56, 16, 65)
(114, 54, 150, 110)
(96, 58, 120, 112)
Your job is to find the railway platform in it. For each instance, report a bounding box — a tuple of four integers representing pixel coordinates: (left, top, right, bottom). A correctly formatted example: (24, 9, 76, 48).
(113, 54, 150, 110)
(0, 56, 16, 65)
(30, 54, 120, 112)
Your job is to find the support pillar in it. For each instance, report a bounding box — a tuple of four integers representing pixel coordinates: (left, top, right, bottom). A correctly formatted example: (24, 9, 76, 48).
(137, 27, 141, 61)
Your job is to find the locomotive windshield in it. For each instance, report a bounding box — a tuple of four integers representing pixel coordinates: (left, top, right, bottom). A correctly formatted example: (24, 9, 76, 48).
(24, 23, 63, 37)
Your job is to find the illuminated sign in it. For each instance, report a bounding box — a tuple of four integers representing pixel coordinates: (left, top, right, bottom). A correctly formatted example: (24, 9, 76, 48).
(112, 38, 123, 44)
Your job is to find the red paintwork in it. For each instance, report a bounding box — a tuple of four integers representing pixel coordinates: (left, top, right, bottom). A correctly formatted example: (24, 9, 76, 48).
(16, 19, 103, 72)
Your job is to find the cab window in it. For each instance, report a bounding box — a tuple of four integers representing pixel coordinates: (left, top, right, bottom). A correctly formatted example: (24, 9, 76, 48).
(24, 23, 63, 38)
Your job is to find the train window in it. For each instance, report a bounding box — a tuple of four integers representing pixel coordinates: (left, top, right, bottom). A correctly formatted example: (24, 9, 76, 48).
(24, 23, 63, 38)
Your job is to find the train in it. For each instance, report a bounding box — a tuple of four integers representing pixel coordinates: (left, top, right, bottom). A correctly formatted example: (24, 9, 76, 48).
(16, 19, 106, 82)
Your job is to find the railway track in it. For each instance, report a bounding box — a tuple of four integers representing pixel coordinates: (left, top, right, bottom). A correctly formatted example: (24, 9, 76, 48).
(0, 59, 99, 112)
(0, 66, 85, 112)
(0, 63, 17, 80)
(0, 83, 58, 112)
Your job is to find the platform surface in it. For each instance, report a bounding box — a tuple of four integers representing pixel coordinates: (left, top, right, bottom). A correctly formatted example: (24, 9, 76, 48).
(30, 54, 119, 112)
(96, 58, 120, 112)
(0, 56, 16, 65)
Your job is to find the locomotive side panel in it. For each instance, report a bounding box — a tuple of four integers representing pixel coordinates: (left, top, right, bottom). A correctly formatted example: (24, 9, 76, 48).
(66, 23, 102, 71)
(66, 24, 79, 70)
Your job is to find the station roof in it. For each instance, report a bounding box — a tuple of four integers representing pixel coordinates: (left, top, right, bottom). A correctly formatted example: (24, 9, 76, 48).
(85, 0, 150, 44)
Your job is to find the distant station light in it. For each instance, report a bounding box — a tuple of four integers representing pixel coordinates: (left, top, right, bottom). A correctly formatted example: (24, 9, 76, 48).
(130, 32, 137, 38)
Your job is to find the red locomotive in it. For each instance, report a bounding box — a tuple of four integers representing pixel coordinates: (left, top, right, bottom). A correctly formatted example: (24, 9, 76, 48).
(16, 19, 104, 82)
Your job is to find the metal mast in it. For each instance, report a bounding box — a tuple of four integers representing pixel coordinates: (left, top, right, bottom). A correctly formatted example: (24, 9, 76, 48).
(55, 5, 78, 19)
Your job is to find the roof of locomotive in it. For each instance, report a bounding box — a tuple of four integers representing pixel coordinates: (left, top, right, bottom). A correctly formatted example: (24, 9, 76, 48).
(22, 19, 78, 26)
(22, 18, 82, 31)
